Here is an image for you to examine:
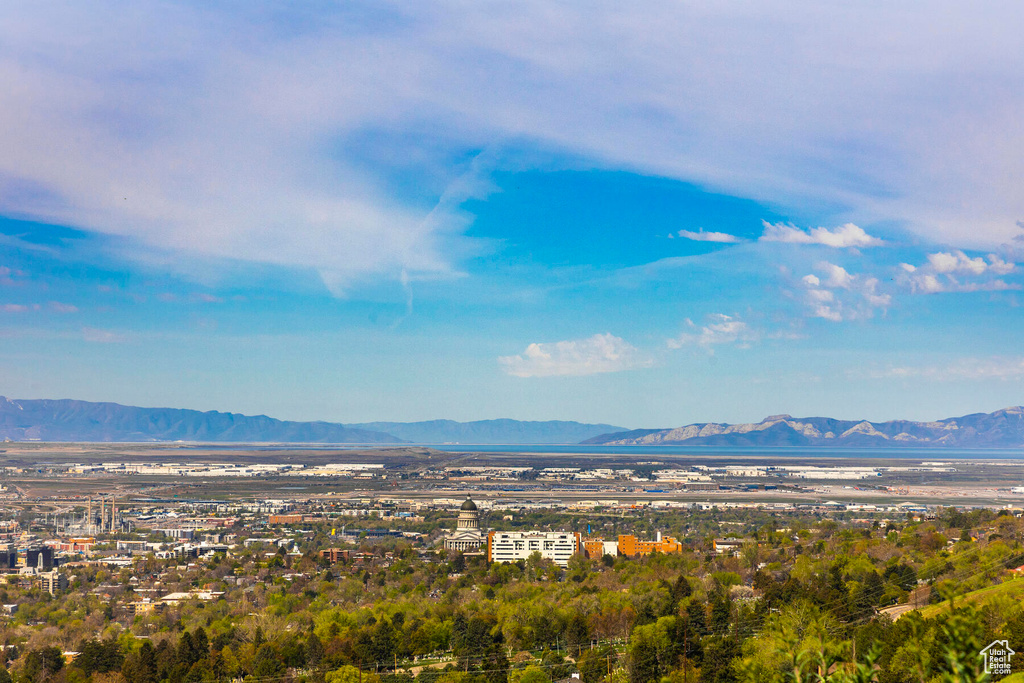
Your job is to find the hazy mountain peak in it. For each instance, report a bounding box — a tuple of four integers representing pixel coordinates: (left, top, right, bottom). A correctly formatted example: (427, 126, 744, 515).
(586, 408, 1024, 448)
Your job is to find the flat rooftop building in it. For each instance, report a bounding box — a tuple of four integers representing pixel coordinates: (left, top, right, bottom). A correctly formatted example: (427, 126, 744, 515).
(487, 530, 580, 567)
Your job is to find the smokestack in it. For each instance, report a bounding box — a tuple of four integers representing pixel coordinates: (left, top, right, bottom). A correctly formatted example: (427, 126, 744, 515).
(112, 498, 117, 533)
(656, 531, 661, 543)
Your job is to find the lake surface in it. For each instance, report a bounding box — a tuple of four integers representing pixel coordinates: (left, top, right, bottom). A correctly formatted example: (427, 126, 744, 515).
(174, 443, 1024, 459)
(421, 444, 1024, 459)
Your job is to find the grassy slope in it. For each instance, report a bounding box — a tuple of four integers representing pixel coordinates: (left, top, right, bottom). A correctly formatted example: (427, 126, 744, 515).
(918, 575, 1024, 619)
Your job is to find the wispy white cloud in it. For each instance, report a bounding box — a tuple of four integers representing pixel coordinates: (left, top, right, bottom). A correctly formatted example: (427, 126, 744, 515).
(499, 333, 650, 378)
(760, 222, 883, 248)
(0, 266, 30, 287)
(818, 262, 855, 289)
(1, 2, 1022, 293)
(2, 300, 80, 313)
(927, 251, 986, 275)
(899, 250, 1018, 293)
(799, 261, 890, 322)
(863, 357, 1024, 381)
(668, 313, 756, 349)
(861, 278, 891, 308)
(81, 327, 130, 343)
(675, 229, 741, 243)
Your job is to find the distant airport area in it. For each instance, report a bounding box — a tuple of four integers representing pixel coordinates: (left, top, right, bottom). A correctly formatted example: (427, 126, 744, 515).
(2, 442, 1024, 509)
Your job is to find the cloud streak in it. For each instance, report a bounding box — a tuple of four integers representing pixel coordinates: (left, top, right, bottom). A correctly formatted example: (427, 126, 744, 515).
(864, 357, 1024, 381)
(900, 251, 1017, 293)
(668, 314, 756, 349)
(761, 222, 883, 248)
(81, 327, 130, 344)
(675, 229, 741, 243)
(499, 333, 651, 378)
(1, 2, 1023, 294)
(0, 266, 23, 286)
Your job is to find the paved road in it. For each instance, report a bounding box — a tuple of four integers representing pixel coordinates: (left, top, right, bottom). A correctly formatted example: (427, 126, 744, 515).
(879, 603, 918, 620)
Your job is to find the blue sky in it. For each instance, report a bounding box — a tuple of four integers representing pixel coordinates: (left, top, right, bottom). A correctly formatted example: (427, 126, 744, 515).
(1, 2, 1024, 428)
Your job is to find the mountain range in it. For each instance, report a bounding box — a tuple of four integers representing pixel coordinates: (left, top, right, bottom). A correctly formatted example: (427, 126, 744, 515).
(4, 395, 1024, 447)
(583, 407, 1024, 448)
(0, 397, 399, 443)
(0, 397, 622, 444)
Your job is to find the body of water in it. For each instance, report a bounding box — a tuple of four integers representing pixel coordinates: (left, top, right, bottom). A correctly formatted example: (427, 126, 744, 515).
(169, 442, 1024, 459)
(421, 444, 1024, 459)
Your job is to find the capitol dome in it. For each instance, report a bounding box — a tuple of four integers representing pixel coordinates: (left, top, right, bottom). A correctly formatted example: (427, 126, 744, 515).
(445, 496, 484, 552)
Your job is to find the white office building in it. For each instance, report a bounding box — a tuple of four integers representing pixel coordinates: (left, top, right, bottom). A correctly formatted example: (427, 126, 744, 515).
(487, 530, 580, 567)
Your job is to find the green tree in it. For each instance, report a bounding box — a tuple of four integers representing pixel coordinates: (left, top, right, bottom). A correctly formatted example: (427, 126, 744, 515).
(709, 596, 731, 634)
(307, 633, 326, 667)
(515, 665, 549, 683)
(699, 636, 739, 683)
(735, 603, 844, 683)
(122, 639, 159, 683)
(328, 665, 382, 683)
(74, 638, 124, 675)
(253, 643, 285, 678)
(579, 648, 616, 683)
(566, 612, 592, 655)
(686, 601, 708, 638)
(22, 646, 64, 682)
(628, 617, 677, 683)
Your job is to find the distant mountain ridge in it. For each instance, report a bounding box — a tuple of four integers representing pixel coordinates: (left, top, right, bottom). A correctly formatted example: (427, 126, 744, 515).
(347, 419, 626, 444)
(583, 407, 1024, 448)
(0, 396, 625, 444)
(7, 395, 1024, 447)
(0, 397, 399, 443)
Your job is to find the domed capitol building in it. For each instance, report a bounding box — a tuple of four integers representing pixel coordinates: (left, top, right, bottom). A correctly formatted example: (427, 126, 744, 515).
(443, 496, 484, 552)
